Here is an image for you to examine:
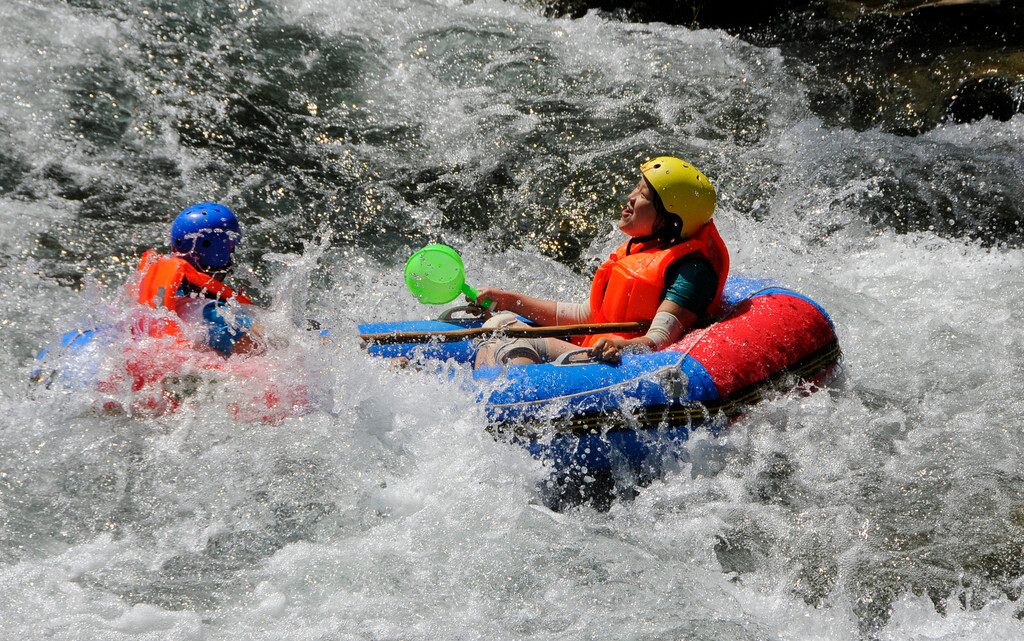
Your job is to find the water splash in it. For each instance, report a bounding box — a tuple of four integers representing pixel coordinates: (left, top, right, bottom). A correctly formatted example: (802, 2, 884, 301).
(2, 0, 1024, 638)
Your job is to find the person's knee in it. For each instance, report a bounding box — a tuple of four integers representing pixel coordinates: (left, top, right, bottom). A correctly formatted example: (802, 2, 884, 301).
(483, 312, 523, 329)
(478, 313, 548, 366)
(492, 338, 544, 365)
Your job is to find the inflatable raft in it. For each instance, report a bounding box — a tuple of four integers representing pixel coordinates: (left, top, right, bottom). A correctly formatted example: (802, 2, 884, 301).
(33, 313, 318, 423)
(361, 277, 841, 473)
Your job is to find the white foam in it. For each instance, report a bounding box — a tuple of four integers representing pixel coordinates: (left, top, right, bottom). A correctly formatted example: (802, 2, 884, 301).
(3, 0, 1024, 638)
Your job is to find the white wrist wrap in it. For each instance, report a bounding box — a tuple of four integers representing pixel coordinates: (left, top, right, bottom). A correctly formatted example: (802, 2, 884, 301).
(644, 311, 684, 350)
(555, 301, 593, 325)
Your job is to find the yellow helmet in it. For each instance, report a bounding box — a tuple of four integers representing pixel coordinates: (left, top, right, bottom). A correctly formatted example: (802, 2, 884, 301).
(640, 156, 716, 239)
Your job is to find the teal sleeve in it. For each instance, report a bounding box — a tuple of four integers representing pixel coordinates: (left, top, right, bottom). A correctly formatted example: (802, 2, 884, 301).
(663, 256, 718, 316)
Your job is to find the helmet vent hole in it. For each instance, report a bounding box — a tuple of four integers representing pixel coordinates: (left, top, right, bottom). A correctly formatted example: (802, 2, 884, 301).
(202, 240, 211, 248)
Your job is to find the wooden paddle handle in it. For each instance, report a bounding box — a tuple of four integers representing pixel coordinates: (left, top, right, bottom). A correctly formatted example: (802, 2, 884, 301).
(360, 321, 651, 345)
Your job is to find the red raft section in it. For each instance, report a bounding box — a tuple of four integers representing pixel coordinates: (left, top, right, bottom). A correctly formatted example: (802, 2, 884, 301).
(110, 337, 315, 423)
(676, 289, 839, 399)
(36, 328, 317, 424)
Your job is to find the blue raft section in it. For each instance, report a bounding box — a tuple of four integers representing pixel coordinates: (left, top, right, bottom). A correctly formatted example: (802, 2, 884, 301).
(360, 277, 842, 474)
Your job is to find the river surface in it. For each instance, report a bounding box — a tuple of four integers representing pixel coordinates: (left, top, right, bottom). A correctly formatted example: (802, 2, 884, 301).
(3, 0, 1024, 639)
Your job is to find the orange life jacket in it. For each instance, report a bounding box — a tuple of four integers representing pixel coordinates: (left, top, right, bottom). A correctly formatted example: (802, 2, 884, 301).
(133, 250, 252, 338)
(581, 220, 729, 347)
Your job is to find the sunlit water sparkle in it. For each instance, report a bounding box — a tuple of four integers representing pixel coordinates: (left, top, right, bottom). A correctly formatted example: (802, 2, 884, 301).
(2, 0, 1024, 638)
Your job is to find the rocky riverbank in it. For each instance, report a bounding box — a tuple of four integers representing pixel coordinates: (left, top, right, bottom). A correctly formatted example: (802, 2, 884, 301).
(529, 0, 1024, 134)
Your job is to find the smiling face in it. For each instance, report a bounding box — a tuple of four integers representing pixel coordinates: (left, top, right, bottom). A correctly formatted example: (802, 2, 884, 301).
(618, 178, 660, 237)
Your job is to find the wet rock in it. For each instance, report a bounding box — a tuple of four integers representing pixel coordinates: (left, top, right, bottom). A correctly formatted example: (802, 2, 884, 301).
(946, 76, 1021, 124)
(527, 0, 1024, 134)
(532, 0, 814, 28)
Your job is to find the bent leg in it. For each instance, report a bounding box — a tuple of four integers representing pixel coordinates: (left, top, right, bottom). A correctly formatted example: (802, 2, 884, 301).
(475, 313, 576, 368)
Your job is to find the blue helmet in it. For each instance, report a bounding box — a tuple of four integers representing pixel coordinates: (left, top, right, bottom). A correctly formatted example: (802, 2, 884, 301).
(170, 203, 241, 269)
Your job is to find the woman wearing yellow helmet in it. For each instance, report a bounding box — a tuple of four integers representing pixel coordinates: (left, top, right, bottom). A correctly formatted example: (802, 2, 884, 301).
(473, 156, 729, 367)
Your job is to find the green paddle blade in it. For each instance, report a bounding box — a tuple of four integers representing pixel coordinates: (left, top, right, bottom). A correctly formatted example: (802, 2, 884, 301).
(404, 244, 467, 305)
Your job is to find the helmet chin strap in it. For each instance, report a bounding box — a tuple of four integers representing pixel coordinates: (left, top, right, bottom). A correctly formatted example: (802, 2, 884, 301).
(625, 215, 684, 254)
(176, 251, 234, 280)
(625, 233, 674, 255)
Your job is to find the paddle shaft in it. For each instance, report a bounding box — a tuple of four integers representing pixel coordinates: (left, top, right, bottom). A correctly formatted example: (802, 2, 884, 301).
(360, 321, 650, 345)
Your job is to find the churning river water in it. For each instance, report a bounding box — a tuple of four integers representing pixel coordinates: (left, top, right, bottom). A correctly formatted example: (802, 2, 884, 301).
(3, 0, 1024, 638)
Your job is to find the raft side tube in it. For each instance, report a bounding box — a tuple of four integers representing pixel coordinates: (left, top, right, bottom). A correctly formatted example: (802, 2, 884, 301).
(496, 336, 840, 471)
(360, 319, 483, 362)
(686, 290, 837, 399)
(478, 351, 720, 424)
(32, 327, 109, 388)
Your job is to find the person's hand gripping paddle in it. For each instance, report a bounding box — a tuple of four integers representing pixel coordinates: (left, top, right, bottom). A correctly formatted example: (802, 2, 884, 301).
(404, 244, 493, 308)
